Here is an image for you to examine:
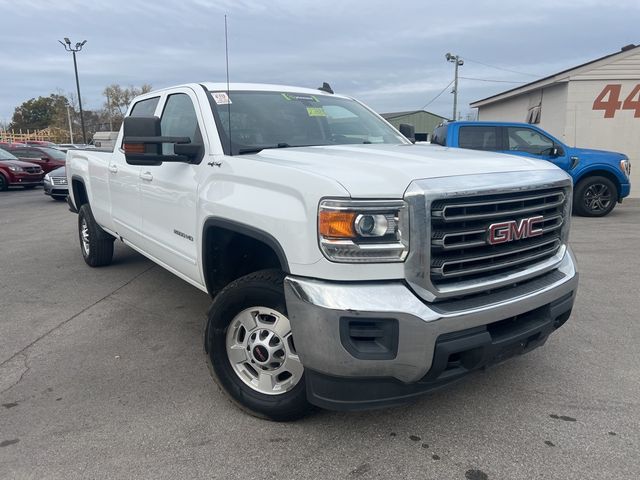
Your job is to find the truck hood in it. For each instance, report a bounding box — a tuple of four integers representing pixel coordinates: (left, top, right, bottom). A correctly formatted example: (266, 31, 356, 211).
(246, 143, 559, 197)
(569, 146, 627, 162)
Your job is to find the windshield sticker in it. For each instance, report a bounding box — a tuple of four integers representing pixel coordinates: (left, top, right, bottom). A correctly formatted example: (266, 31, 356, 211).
(282, 93, 319, 102)
(306, 107, 326, 117)
(213, 92, 232, 105)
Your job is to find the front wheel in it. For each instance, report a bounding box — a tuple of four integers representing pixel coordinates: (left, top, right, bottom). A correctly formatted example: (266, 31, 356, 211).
(573, 176, 618, 217)
(205, 269, 312, 421)
(78, 204, 115, 267)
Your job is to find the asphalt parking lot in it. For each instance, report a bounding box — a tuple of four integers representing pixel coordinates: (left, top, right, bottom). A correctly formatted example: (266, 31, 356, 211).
(1, 187, 638, 480)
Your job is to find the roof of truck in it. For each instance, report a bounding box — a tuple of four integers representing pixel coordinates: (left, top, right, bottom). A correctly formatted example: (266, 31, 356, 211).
(143, 82, 350, 99)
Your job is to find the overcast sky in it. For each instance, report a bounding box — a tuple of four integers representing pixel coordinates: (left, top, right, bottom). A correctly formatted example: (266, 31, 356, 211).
(0, 0, 638, 125)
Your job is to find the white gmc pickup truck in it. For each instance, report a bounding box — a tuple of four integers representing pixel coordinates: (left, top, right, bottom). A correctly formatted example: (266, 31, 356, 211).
(67, 82, 578, 420)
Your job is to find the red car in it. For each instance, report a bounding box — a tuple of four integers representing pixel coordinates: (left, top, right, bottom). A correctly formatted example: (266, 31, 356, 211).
(6, 145, 66, 174)
(0, 148, 44, 191)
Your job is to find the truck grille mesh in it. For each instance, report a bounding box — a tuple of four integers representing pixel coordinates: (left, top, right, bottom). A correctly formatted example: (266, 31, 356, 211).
(430, 188, 566, 285)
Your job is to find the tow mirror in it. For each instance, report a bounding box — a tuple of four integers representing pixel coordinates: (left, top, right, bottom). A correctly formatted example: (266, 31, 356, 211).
(122, 116, 203, 165)
(399, 123, 416, 143)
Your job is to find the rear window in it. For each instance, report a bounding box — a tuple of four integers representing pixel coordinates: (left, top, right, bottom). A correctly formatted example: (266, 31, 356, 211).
(458, 126, 499, 151)
(432, 125, 447, 146)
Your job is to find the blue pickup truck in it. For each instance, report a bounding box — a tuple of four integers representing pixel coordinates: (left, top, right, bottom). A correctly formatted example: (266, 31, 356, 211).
(430, 121, 631, 216)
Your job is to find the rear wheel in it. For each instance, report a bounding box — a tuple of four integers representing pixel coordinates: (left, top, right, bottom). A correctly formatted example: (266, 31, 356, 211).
(205, 269, 312, 421)
(78, 204, 115, 267)
(574, 176, 618, 217)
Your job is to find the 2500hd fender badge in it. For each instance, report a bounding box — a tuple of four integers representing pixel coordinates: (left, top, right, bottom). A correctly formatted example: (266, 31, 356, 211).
(174, 229, 194, 242)
(487, 216, 544, 245)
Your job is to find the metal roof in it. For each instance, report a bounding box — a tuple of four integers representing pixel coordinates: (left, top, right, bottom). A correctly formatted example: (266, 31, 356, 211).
(380, 110, 447, 120)
(470, 44, 639, 108)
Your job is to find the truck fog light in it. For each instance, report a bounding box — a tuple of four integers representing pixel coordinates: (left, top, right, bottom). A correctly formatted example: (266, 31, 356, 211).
(355, 214, 388, 237)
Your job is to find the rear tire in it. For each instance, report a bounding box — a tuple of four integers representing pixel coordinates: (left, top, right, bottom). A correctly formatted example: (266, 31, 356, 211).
(573, 176, 618, 217)
(78, 204, 115, 267)
(204, 269, 312, 421)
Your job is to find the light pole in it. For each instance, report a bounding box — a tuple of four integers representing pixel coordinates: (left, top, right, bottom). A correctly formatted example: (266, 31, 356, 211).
(59, 38, 87, 143)
(445, 52, 464, 121)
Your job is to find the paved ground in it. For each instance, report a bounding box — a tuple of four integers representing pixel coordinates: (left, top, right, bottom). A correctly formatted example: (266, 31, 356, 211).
(1, 187, 638, 480)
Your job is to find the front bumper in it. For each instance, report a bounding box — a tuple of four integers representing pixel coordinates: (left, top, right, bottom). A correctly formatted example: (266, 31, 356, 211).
(619, 182, 631, 201)
(284, 248, 578, 411)
(43, 180, 68, 197)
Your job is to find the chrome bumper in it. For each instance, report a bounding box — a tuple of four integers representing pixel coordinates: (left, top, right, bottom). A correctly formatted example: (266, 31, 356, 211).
(284, 247, 578, 384)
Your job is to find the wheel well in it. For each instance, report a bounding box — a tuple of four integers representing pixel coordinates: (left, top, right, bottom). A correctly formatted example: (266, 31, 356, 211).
(72, 179, 89, 207)
(575, 170, 621, 193)
(203, 223, 288, 297)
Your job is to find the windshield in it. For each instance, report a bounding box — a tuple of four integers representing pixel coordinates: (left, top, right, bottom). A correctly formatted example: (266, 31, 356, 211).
(0, 148, 18, 161)
(212, 90, 407, 154)
(40, 147, 67, 160)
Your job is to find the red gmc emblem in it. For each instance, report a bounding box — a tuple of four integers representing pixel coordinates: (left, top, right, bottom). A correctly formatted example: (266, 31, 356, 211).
(487, 216, 544, 245)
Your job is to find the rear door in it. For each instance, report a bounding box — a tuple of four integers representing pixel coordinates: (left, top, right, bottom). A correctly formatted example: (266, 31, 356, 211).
(138, 88, 204, 282)
(457, 125, 500, 151)
(108, 96, 160, 243)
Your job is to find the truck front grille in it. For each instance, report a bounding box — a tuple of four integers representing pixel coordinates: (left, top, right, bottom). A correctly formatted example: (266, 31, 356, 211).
(430, 188, 566, 286)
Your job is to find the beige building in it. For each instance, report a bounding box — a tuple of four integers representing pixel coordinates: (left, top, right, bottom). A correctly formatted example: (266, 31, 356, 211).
(471, 44, 640, 197)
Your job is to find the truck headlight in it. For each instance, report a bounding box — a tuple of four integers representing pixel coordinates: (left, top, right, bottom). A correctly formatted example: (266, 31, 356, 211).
(620, 158, 631, 177)
(318, 199, 409, 262)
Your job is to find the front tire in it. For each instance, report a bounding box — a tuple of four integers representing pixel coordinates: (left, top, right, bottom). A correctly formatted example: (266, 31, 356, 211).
(0, 174, 7, 191)
(573, 176, 618, 217)
(205, 269, 312, 421)
(78, 204, 115, 267)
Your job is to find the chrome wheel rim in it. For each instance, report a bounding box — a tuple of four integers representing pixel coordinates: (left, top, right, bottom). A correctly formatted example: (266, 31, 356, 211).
(225, 306, 303, 395)
(584, 183, 612, 212)
(80, 218, 90, 256)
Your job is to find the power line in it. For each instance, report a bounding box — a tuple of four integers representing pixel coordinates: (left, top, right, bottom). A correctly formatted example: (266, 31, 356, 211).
(459, 76, 527, 84)
(421, 80, 455, 110)
(464, 58, 540, 77)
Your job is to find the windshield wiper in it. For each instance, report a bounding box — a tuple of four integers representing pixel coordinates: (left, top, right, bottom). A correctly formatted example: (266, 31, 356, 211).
(238, 143, 293, 155)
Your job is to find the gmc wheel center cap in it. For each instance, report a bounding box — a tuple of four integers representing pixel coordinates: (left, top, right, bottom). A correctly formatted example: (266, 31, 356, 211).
(252, 345, 269, 363)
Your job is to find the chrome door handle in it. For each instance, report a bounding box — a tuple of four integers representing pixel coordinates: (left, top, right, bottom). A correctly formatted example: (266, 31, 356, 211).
(108, 165, 118, 174)
(140, 172, 153, 181)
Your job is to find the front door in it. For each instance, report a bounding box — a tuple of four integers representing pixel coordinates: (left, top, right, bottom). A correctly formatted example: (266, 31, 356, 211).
(501, 126, 572, 171)
(138, 89, 203, 283)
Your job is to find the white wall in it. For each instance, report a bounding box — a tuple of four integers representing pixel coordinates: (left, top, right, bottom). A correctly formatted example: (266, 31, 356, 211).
(566, 79, 639, 197)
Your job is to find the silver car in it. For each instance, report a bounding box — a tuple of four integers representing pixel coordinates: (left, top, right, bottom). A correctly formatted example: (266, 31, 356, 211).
(43, 166, 68, 201)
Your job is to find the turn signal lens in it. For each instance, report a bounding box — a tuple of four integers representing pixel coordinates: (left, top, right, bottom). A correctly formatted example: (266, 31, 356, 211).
(124, 143, 145, 154)
(319, 211, 357, 239)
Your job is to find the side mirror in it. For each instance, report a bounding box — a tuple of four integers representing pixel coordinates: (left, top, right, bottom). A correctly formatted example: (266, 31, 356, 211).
(122, 116, 203, 165)
(551, 145, 564, 157)
(399, 123, 416, 143)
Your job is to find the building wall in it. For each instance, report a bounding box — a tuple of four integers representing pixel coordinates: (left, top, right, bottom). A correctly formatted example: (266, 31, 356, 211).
(384, 112, 445, 137)
(565, 79, 640, 195)
(477, 83, 568, 134)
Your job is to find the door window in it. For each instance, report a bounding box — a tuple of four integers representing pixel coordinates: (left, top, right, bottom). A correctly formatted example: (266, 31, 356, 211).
(160, 94, 202, 154)
(506, 127, 554, 156)
(458, 126, 498, 151)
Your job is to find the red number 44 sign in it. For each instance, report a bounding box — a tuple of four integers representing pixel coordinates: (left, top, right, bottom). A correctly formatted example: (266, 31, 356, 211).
(593, 84, 640, 118)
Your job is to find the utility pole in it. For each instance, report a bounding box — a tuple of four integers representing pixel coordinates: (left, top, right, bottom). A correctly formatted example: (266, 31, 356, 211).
(445, 53, 464, 121)
(59, 38, 87, 143)
(66, 104, 74, 143)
